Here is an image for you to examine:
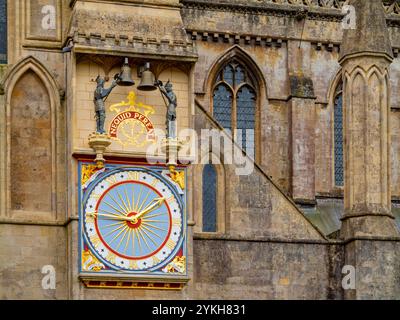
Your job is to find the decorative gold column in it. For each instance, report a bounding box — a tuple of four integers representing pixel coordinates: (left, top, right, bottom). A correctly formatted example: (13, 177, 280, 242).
(339, 0, 398, 239)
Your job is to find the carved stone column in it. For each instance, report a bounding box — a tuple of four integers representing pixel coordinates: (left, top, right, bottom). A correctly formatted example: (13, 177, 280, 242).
(339, 0, 398, 239)
(289, 74, 316, 204)
(339, 0, 400, 300)
(287, 39, 317, 204)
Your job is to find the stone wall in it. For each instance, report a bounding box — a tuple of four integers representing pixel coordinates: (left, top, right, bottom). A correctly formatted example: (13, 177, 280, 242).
(193, 100, 326, 238)
(10, 70, 52, 214)
(1, 0, 400, 300)
(182, 1, 400, 199)
(0, 224, 67, 300)
(343, 240, 400, 300)
(192, 238, 343, 300)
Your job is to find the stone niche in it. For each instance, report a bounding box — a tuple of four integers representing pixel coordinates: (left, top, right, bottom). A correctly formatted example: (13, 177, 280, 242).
(10, 70, 52, 214)
(74, 58, 190, 157)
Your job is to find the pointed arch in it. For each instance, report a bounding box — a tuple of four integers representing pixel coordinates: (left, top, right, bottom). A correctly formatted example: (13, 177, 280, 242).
(326, 67, 342, 106)
(0, 56, 63, 220)
(327, 68, 345, 189)
(333, 83, 344, 187)
(193, 154, 226, 234)
(204, 45, 268, 98)
(205, 46, 265, 162)
(213, 83, 233, 130)
(1, 55, 62, 102)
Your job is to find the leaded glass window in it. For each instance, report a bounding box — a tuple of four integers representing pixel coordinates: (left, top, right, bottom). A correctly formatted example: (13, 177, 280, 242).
(223, 64, 234, 87)
(237, 85, 256, 155)
(213, 84, 232, 130)
(202, 164, 217, 232)
(212, 61, 257, 156)
(334, 83, 344, 187)
(0, 0, 6, 64)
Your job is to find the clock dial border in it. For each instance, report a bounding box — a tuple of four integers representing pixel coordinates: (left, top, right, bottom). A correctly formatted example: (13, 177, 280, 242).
(79, 162, 187, 277)
(92, 179, 174, 261)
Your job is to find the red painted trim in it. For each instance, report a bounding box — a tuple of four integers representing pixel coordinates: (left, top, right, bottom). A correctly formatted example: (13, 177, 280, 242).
(108, 111, 155, 138)
(76, 156, 189, 168)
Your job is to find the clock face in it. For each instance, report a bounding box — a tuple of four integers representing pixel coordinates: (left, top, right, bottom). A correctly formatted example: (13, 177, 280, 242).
(82, 168, 184, 272)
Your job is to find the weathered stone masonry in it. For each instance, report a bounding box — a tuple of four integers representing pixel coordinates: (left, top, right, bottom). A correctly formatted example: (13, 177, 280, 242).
(0, 0, 400, 299)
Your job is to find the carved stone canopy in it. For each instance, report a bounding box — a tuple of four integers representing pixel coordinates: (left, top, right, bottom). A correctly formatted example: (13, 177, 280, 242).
(69, 0, 197, 62)
(340, 0, 393, 62)
(76, 54, 193, 79)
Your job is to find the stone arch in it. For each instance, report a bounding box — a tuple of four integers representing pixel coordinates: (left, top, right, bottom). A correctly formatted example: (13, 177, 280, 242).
(203, 45, 268, 100)
(204, 46, 266, 163)
(193, 157, 226, 234)
(0, 56, 63, 220)
(326, 67, 343, 108)
(327, 68, 344, 190)
(1, 56, 62, 100)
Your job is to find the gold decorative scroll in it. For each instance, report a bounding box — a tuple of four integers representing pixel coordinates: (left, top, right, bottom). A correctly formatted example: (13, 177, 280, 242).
(108, 92, 156, 147)
(82, 250, 105, 272)
(169, 166, 185, 190)
(162, 256, 186, 274)
(81, 164, 102, 185)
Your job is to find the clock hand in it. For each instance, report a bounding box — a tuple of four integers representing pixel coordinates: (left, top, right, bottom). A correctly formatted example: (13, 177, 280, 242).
(87, 212, 135, 222)
(134, 198, 165, 221)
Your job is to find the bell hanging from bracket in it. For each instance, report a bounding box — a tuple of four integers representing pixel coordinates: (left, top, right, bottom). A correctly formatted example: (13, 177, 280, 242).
(115, 57, 135, 87)
(137, 62, 157, 91)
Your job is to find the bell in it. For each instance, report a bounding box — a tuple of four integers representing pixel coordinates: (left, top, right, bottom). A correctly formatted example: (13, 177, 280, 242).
(116, 58, 135, 87)
(137, 63, 157, 91)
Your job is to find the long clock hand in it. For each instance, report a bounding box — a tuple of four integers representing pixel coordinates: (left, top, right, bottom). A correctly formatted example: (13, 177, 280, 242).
(87, 212, 135, 222)
(134, 198, 165, 221)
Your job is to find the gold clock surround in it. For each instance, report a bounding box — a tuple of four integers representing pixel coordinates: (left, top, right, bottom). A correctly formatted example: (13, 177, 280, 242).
(79, 161, 188, 290)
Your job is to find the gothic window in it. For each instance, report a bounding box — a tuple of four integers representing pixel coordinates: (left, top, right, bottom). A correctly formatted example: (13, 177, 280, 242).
(237, 86, 256, 157)
(213, 84, 232, 130)
(0, 0, 6, 64)
(212, 61, 257, 156)
(202, 164, 217, 232)
(334, 82, 344, 187)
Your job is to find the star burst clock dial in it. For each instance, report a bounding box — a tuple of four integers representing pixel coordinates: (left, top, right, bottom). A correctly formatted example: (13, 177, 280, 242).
(82, 167, 185, 273)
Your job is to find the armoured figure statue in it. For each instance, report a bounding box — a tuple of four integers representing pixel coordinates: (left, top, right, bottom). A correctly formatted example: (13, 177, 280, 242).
(94, 75, 118, 134)
(157, 80, 177, 139)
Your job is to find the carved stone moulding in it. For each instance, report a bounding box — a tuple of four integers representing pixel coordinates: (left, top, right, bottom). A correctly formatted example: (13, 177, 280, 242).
(161, 137, 185, 167)
(68, 0, 198, 61)
(80, 274, 189, 290)
(182, 0, 400, 25)
(69, 0, 182, 9)
(312, 41, 340, 52)
(181, 0, 346, 21)
(188, 30, 286, 48)
(82, 280, 185, 290)
(76, 53, 194, 79)
(88, 133, 112, 167)
(72, 32, 198, 62)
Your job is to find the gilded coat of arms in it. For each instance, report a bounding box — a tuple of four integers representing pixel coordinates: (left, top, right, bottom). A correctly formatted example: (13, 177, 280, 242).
(108, 92, 156, 147)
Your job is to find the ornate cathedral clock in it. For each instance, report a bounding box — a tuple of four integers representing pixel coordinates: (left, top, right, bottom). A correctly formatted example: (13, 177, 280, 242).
(79, 162, 188, 290)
